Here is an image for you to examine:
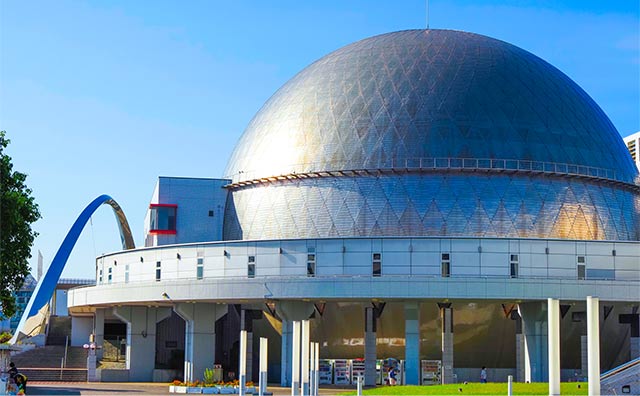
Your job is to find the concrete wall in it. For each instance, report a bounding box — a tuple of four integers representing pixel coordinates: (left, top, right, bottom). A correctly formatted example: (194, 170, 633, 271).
(93, 237, 640, 287)
(71, 316, 93, 346)
(144, 177, 230, 247)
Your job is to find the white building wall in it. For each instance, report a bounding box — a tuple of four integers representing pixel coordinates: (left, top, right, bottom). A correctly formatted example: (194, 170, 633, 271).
(144, 177, 230, 247)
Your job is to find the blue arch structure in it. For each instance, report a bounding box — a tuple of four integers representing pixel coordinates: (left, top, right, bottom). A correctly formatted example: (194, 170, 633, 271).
(11, 194, 135, 343)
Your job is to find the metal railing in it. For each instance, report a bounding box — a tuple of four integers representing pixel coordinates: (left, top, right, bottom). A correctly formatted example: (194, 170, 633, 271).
(226, 157, 639, 188)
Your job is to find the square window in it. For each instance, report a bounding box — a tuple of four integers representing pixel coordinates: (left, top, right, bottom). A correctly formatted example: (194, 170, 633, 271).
(442, 253, 450, 261)
(373, 253, 381, 261)
(510, 254, 518, 262)
(197, 258, 204, 265)
(248, 256, 256, 263)
(208, 210, 214, 217)
(577, 256, 585, 264)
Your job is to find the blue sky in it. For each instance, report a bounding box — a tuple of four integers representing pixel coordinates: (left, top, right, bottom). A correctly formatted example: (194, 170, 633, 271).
(1, 0, 638, 279)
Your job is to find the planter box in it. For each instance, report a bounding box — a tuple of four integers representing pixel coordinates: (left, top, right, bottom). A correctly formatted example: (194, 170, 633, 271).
(202, 387, 219, 394)
(218, 387, 235, 394)
(187, 387, 203, 394)
(174, 385, 188, 394)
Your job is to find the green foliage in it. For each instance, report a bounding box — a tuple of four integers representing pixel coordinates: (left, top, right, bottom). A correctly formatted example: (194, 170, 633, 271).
(340, 382, 588, 395)
(0, 331, 12, 343)
(0, 131, 41, 319)
(203, 367, 214, 386)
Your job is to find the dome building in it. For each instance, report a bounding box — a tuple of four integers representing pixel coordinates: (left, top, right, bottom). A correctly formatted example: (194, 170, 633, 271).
(17, 29, 638, 389)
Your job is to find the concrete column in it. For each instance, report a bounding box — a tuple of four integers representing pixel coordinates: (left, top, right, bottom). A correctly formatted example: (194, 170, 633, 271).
(113, 306, 172, 382)
(518, 302, 548, 382)
(94, 308, 105, 360)
(239, 330, 247, 396)
(276, 301, 314, 388)
(581, 335, 588, 377)
(514, 314, 525, 382)
(587, 296, 600, 396)
(259, 337, 268, 396)
(291, 321, 301, 396)
(404, 302, 420, 385)
(314, 343, 319, 396)
(364, 307, 377, 386)
(548, 299, 560, 396)
(301, 320, 310, 396)
(175, 303, 225, 383)
(309, 339, 315, 396)
(281, 320, 293, 386)
(439, 303, 454, 385)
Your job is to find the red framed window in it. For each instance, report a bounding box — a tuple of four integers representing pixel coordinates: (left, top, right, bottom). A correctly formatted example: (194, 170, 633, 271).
(149, 204, 177, 235)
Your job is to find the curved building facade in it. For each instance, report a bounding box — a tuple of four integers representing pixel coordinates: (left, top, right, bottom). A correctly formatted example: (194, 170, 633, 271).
(55, 29, 640, 388)
(223, 30, 639, 241)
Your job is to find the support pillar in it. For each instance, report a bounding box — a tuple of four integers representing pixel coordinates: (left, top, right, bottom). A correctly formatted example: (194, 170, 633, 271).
(291, 321, 301, 396)
(301, 320, 310, 396)
(259, 337, 268, 396)
(518, 302, 548, 382)
(239, 330, 247, 396)
(364, 307, 376, 386)
(438, 303, 453, 385)
(275, 301, 314, 387)
(281, 320, 293, 387)
(240, 309, 262, 382)
(548, 299, 560, 396)
(513, 313, 525, 383)
(175, 303, 225, 384)
(113, 306, 172, 382)
(94, 308, 105, 360)
(587, 296, 600, 396)
(404, 302, 420, 385)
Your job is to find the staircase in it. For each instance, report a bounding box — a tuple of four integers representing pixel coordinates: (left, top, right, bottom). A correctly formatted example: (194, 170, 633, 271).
(11, 345, 88, 382)
(46, 316, 72, 346)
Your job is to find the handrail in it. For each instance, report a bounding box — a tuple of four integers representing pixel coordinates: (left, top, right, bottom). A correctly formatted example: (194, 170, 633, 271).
(600, 356, 640, 380)
(225, 157, 639, 188)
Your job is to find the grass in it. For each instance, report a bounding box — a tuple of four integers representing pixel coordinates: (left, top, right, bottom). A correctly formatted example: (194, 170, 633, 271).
(339, 382, 588, 395)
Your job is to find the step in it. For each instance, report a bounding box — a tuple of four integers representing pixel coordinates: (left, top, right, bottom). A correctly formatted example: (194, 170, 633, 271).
(18, 368, 87, 382)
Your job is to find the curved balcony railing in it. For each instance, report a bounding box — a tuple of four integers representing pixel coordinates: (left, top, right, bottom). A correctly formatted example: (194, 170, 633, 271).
(225, 157, 639, 190)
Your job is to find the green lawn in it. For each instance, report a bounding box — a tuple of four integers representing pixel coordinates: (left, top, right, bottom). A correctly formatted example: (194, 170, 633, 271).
(340, 382, 588, 395)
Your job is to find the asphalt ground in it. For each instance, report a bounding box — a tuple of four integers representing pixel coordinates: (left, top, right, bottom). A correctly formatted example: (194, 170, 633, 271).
(28, 383, 355, 395)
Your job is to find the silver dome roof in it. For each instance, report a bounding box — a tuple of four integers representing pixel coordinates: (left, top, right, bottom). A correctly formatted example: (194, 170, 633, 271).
(225, 29, 637, 184)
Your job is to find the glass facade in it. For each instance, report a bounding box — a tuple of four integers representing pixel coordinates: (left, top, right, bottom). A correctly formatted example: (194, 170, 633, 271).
(149, 204, 177, 234)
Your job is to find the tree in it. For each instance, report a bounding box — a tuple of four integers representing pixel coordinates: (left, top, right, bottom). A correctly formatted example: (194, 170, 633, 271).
(0, 131, 41, 319)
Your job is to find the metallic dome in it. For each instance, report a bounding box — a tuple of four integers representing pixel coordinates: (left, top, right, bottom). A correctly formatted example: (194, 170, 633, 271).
(225, 29, 636, 183)
(223, 29, 640, 241)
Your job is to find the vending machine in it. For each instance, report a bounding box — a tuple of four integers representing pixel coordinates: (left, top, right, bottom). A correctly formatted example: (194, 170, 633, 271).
(333, 359, 351, 385)
(350, 358, 366, 383)
(376, 360, 384, 385)
(318, 359, 333, 385)
(420, 360, 442, 385)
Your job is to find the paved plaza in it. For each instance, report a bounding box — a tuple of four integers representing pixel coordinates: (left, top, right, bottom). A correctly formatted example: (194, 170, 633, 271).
(29, 383, 350, 395)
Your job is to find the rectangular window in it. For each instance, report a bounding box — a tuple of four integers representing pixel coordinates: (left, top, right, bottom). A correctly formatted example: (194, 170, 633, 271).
(108, 267, 112, 284)
(99, 270, 103, 284)
(510, 254, 519, 278)
(441, 253, 450, 277)
(248, 263, 256, 278)
(156, 261, 161, 281)
(125, 264, 130, 284)
(197, 258, 204, 280)
(307, 251, 316, 277)
(577, 256, 586, 280)
(148, 204, 177, 235)
(372, 253, 382, 277)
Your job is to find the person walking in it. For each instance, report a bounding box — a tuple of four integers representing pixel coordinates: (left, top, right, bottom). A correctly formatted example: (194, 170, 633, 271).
(8, 362, 18, 379)
(480, 366, 487, 383)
